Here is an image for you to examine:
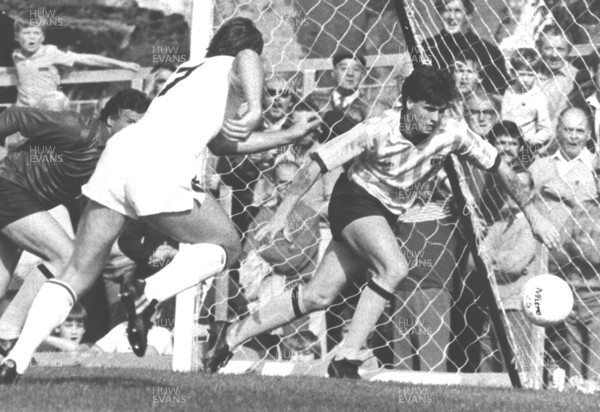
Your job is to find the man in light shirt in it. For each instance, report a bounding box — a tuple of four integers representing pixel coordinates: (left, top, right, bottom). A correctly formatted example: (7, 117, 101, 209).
(536, 25, 580, 127)
(529, 107, 600, 381)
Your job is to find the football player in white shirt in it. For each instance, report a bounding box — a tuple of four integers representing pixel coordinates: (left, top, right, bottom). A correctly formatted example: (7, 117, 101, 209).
(0, 17, 322, 383)
(205, 66, 561, 378)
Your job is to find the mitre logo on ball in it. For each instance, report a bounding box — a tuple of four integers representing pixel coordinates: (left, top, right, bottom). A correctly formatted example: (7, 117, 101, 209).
(521, 274, 574, 327)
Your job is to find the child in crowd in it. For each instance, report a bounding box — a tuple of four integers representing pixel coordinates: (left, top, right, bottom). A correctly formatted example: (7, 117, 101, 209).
(501, 48, 552, 154)
(90, 300, 173, 355)
(38, 303, 88, 353)
(12, 15, 140, 107)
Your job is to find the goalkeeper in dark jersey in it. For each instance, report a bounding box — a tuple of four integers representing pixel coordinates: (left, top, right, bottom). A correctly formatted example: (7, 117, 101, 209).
(0, 89, 150, 359)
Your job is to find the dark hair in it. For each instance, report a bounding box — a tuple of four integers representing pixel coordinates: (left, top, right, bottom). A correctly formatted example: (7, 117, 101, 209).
(99, 89, 150, 123)
(536, 24, 573, 51)
(205, 17, 264, 58)
(435, 0, 474, 15)
(485, 120, 525, 148)
(66, 303, 87, 321)
(510, 48, 541, 72)
(332, 52, 367, 69)
(402, 66, 455, 107)
(14, 11, 46, 36)
(452, 50, 482, 70)
(151, 62, 177, 74)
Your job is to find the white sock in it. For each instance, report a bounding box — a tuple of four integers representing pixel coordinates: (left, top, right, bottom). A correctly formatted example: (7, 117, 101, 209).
(7, 280, 75, 374)
(144, 243, 226, 303)
(0, 266, 47, 339)
(336, 282, 392, 361)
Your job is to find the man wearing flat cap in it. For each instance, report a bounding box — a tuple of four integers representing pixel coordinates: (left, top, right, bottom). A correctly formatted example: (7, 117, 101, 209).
(309, 52, 388, 145)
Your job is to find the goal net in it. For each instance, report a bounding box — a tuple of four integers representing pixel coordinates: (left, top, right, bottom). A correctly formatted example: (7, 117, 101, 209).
(191, 0, 600, 391)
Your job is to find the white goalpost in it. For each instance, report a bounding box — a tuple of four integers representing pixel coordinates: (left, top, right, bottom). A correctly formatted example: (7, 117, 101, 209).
(169, 0, 600, 393)
(172, 0, 214, 373)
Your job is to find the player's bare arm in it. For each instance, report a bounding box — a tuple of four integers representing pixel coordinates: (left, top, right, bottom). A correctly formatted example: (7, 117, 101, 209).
(493, 159, 560, 250)
(256, 161, 322, 243)
(222, 49, 264, 140)
(209, 111, 322, 155)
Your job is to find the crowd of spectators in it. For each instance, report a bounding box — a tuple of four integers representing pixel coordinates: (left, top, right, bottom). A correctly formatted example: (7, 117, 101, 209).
(1, 1, 600, 383)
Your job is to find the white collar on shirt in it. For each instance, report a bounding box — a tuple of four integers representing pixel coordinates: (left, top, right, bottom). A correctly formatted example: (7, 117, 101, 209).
(332, 89, 360, 109)
(586, 92, 600, 110)
(551, 148, 594, 169)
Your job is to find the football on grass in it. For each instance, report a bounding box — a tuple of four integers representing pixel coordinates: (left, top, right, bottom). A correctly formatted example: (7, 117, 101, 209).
(521, 274, 574, 327)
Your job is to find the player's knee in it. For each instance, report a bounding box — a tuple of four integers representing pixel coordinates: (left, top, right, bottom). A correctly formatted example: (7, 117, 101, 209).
(45, 241, 74, 268)
(372, 257, 409, 289)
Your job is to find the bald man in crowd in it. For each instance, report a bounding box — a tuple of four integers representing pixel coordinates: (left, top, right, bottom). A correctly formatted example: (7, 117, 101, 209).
(530, 107, 600, 382)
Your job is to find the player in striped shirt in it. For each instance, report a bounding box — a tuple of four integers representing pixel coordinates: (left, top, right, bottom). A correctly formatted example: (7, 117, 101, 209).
(205, 66, 560, 378)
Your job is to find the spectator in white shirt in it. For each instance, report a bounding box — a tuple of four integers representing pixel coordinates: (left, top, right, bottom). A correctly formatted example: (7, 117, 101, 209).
(529, 107, 600, 381)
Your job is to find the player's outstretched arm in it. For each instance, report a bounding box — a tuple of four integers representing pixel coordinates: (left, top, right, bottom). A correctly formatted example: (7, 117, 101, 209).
(256, 161, 322, 243)
(492, 159, 560, 250)
(222, 49, 264, 140)
(209, 111, 322, 155)
(0, 106, 79, 145)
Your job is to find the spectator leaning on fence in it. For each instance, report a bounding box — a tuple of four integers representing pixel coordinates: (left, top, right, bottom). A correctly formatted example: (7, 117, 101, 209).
(12, 14, 140, 107)
(37, 303, 88, 353)
(529, 107, 600, 381)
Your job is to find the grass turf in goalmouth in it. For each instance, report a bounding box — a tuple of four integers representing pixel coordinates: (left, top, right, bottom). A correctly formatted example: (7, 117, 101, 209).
(0, 366, 598, 412)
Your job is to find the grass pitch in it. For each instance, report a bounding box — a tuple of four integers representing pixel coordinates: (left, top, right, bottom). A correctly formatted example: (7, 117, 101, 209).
(0, 367, 598, 412)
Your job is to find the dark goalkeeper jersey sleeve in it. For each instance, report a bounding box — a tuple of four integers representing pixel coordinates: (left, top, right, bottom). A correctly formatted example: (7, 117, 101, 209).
(0, 106, 84, 147)
(0, 107, 102, 208)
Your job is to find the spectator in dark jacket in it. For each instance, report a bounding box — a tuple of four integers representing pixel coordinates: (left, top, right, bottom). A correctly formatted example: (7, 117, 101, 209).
(423, 0, 509, 95)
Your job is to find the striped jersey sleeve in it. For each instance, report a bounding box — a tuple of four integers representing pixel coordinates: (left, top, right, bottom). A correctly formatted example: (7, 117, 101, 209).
(454, 122, 499, 170)
(311, 116, 388, 173)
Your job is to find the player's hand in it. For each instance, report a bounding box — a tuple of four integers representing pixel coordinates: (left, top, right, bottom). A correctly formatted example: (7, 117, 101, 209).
(121, 62, 141, 72)
(528, 213, 560, 250)
(256, 213, 292, 243)
(290, 111, 323, 138)
(222, 106, 262, 141)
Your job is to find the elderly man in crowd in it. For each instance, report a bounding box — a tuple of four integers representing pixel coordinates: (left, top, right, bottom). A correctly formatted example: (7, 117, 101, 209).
(530, 107, 600, 382)
(536, 25, 580, 128)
